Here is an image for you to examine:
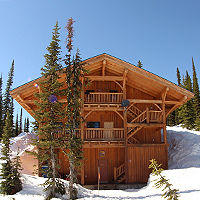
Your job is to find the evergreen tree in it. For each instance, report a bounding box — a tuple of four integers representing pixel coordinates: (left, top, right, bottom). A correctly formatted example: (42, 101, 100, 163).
(24, 117, 27, 132)
(9, 97, 14, 135)
(137, 60, 143, 68)
(32, 21, 65, 199)
(176, 67, 181, 86)
(19, 108, 23, 133)
(12, 148, 23, 193)
(62, 17, 87, 199)
(0, 112, 22, 194)
(14, 113, 19, 137)
(3, 60, 14, 125)
(0, 73, 3, 138)
(149, 159, 179, 200)
(26, 117, 29, 132)
(167, 111, 175, 126)
(175, 67, 182, 125)
(192, 58, 200, 130)
(179, 71, 195, 129)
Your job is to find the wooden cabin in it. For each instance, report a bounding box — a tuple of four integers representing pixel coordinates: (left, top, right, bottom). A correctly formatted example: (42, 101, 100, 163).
(10, 53, 194, 185)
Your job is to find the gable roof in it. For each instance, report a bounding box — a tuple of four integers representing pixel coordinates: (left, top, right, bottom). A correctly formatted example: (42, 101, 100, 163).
(10, 53, 194, 116)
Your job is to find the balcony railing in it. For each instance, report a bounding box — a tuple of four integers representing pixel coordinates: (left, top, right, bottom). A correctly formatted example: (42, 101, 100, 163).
(55, 129, 81, 139)
(84, 128, 125, 140)
(84, 93, 123, 104)
(55, 128, 124, 141)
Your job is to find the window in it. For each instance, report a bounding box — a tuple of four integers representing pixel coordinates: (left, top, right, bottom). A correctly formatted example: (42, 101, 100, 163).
(87, 122, 100, 128)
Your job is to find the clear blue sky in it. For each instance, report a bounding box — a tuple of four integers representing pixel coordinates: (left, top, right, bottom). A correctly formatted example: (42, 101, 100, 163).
(1, 0, 200, 122)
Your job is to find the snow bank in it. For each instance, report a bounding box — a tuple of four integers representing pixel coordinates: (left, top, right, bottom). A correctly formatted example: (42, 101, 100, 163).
(0, 127, 200, 199)
(167, 125, 200, 169)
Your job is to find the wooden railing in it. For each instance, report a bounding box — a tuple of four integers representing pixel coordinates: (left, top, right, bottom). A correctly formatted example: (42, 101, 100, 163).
(114, 163, 125, 182)
(148, 110, 163, 123)
(84, 128, 124, 140)
(130, 109, 163, 124)
(55, 129, 81, 139)
(127, 104, 142, 116)
(84, 93, 123, 104)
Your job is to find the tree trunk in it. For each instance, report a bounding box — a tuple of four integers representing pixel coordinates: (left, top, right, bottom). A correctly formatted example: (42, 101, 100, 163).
(51, 141, 56, 196)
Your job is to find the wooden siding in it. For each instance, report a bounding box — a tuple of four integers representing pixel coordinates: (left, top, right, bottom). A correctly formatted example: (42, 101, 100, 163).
(126, 146, 168, 183)
(85, 111, 123, 128)
(83, 147, 125, 185)
(85, 81, 122, 93)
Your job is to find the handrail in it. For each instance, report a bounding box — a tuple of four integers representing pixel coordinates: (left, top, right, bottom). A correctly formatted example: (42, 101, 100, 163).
(85, 92, 123, 103)
(130, 110, 163, 124)
(84, 128, 124, 140)
(114, 163, 125, 181)
(130, 110, 147, 123)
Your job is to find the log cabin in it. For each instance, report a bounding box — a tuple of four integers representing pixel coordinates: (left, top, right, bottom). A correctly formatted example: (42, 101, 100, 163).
(10, 53, 194, 185)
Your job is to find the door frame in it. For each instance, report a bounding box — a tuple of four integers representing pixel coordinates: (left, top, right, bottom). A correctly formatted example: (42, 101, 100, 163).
(98, 159, 109, 183)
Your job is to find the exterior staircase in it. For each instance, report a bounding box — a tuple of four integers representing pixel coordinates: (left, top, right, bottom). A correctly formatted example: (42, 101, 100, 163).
(114, 163, 125, 183)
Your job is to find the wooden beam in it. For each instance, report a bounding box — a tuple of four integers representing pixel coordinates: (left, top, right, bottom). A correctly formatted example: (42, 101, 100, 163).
(81, 77, 85, 140)
(123, 68, 128, 100)
(84, 110, 93, 119)
(156, 87, 169, 99)
(127, 123, 164, 127)
(85, 76, 124, 81)
(127, 127, 143, 139)
(128, 99, 162, 104)
(162, 93, 167, 144)
(102, 60, 106, 76)
(113, 80, 123, 90)
(166, 96, 188, 116)
(124, 108, 128, 144)
(16, 94, 34, 114)
(127, 143, 169, 147)
(114, 110, 124, 120)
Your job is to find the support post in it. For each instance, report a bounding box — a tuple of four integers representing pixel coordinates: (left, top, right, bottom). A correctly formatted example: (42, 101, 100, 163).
(162, 93, 167, 144)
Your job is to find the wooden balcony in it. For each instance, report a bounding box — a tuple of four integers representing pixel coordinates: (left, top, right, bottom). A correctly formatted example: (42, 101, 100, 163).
(84, 128, 125, 141)
(55, 128, 125, 141)
(84, 92, 123, 104)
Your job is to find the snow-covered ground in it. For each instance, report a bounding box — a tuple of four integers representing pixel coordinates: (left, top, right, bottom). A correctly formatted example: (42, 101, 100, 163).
(0, 125, 200, 199)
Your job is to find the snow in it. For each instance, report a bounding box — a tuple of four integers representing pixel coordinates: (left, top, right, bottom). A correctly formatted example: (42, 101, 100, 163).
(0, 126, 200, 199)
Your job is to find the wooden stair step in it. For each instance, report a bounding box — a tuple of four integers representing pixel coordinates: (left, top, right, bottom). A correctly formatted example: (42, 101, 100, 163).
(117, 174, 125, 183)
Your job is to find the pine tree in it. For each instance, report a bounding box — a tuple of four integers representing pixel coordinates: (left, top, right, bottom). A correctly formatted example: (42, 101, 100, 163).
(176, 67, 181, 86)
(24, 117, 27, 132)
(0, 73, 3, 138)
(137, 60, 143, 68)
(167, 111, 175, 126)
(12, 148, 23, 193)
(14, 113, 19, 137)
(192, 58, 200, 130)
(3, 60, 14, 125)
(19, 108, 23, 133)
(175, 67, 182, 125)
(179, 71, 195, 129)
(26, 117, 29, 132)
(0, 112, 22, 194)
(62, 17, 87, 199)
(32, 21, 65, 199)
(0, 112, 13, 194)
(9, 97, 14, 136)
(149, 159, 179, 200)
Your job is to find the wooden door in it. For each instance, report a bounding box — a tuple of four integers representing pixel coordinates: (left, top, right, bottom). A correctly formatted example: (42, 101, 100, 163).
(104, 122, 114, 139)
(98, 159, 108, 183)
